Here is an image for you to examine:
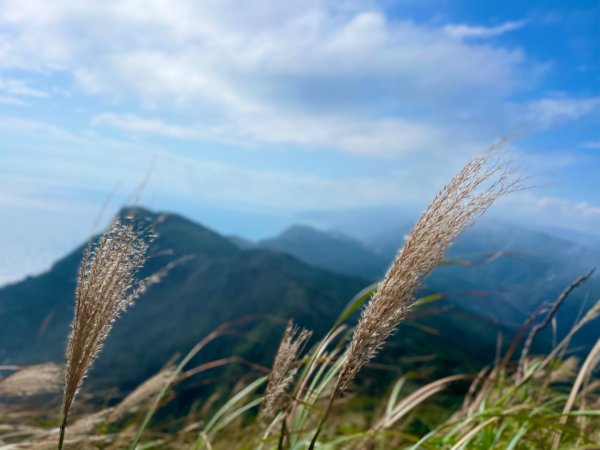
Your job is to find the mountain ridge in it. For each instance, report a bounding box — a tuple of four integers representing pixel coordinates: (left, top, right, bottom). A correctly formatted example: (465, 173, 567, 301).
(260, 224, 387, 279)
(252, 218, 600, 348)
(0, 207, 369, 388)
(1, 207, 596, 391)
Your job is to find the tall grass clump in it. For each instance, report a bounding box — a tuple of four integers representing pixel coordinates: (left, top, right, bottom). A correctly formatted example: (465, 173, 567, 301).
(58, 218, 154, 449)
(406, 293, 600, 450)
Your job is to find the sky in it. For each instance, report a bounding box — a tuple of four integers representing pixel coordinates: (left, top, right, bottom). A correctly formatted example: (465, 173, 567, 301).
(0, 0, 599, 283)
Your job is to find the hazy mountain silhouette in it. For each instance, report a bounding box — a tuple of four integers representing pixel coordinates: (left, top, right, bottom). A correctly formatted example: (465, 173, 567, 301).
(260, 225, 387, 279)
(0, 208, 368, 388)
(1, 208, 596, 391)
(255, 218, 600, 350)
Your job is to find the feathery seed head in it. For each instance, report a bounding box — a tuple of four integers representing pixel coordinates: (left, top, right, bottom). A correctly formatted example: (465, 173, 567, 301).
(261, 321, 312, 419)
(61, 217, 154, 430)
(335, 145, 522, 395)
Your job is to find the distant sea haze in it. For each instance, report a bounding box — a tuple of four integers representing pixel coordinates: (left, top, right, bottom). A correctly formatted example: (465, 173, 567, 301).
(3, 203, 600, 288)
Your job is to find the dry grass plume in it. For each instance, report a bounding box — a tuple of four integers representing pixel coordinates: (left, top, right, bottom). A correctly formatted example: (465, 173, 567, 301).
(59, 217, 154, 449)
(335, 145, 522, 396)
(308, 144, 522, 449)
(260, 321, 312, 419)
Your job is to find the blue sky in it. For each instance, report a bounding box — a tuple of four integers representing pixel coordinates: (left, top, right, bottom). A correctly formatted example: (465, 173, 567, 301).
(0, 0, 599, 283)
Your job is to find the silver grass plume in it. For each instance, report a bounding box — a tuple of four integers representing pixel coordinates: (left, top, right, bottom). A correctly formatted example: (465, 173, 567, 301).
(260, 321, 312, 419)
(335, 146, 522, 396)
(59, 218, 154, 449)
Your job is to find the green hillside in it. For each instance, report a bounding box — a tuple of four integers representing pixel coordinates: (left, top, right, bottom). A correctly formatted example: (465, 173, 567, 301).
(0, 208, 510, 392)
(0, 208, 365, 388)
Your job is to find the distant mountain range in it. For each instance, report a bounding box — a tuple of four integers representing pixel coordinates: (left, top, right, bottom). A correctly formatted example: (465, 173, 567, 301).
(260, 225, 387, 279)
(248, 218, 600, 344)
(0, 207, 598, 390)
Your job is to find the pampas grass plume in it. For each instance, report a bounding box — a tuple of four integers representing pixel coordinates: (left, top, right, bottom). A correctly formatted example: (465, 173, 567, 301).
(261, 321, 312, 419)
(58, 217, 154, 449)
(336, 145, 522, 395)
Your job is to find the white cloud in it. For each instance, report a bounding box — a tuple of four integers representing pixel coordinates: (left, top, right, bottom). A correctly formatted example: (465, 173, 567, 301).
(0, 116, 76, 140)
(93, 113, 202, 139)
(0, 0, 532, 156)
(503, 191, 600, 233)
(0, 77, 48, 105)
(527, 96, 600, 127)
(582, 140, 600, 149)
(0, 78, 47, 98)
(4, 117, 595, 230)
(92, 111, 483, 157)
(0, 118, 454, 213)
(444, 20, 526, 39)
(0, 95, 24, 105)
(528, 195, 600, 217)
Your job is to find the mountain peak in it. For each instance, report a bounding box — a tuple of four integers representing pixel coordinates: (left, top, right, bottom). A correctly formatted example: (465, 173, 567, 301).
(261, 223, 387, 279)
(277, 224, 361, 243)
(0, 209, 367, 388)
(116, 205, 157, 221)
(112, 206, 240, 258)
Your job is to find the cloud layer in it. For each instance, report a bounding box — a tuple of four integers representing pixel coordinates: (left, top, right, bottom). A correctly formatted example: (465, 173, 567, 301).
(0, 0, 539, 156)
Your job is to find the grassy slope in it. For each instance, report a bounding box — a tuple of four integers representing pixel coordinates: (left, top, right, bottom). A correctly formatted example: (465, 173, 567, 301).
(0, 208, 510, 394)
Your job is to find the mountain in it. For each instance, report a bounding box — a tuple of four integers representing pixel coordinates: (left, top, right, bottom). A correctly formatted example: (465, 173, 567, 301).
(260, 225, 387, 279)
(0, 208, 516, 393)
(227, 234, 257, 250)
(0, 208, 369, 389)
(367, 219, 600, 348)
(253, 218, 600, 350)
(296, 206, 417, 241)
(537, 225, 600, 250)
(5, 207, 594, 395)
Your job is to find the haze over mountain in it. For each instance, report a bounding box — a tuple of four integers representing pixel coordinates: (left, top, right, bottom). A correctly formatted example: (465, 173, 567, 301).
(260, 225, 387, 279)
(1, 207, 598, 392)
(0, 208, 370, 388)
(252, 219, 600, 348)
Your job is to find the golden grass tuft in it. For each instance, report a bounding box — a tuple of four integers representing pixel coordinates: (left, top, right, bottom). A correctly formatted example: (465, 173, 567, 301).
(260, 321, 312, 419)
(306, 145, 522, 449)
(59, 217, 154, 449)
